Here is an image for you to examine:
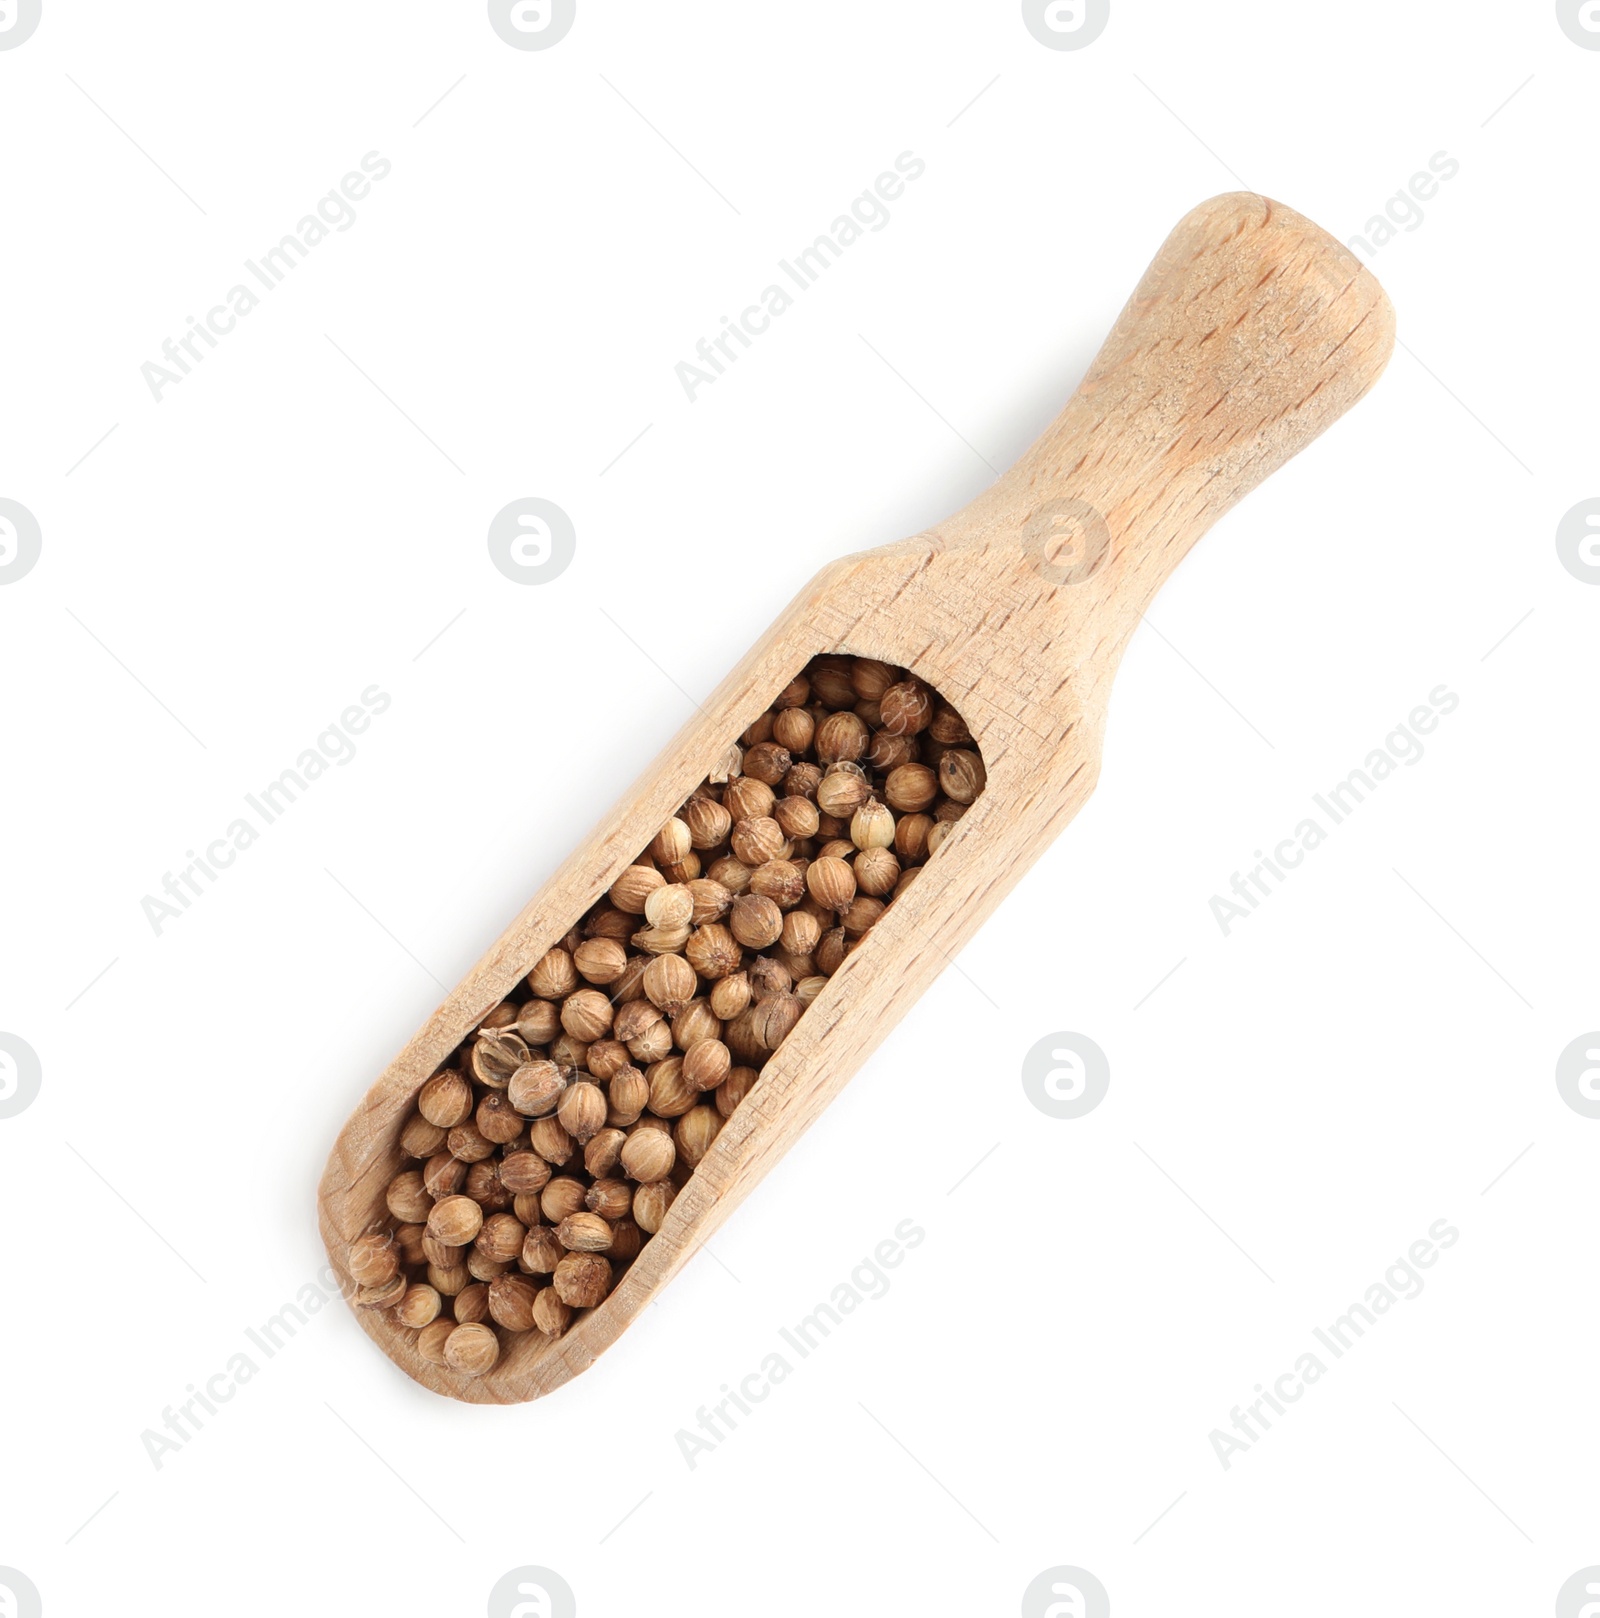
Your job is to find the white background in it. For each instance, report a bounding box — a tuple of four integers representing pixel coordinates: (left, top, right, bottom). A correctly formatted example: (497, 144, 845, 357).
(1, 2, 1596, 1614)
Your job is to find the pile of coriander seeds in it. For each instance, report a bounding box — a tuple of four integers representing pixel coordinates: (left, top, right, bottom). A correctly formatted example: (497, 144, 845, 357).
(349, 653, 987, 1379)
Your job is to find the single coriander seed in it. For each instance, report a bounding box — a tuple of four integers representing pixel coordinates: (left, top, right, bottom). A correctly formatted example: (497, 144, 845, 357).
(443, 1321, 499, 1377)
(553, 1252, 612, 1309)
(620, 1126, 676, 1183)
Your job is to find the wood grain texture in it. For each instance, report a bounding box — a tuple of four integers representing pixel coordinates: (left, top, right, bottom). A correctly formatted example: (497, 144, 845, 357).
(318, 193, 1395, 1403)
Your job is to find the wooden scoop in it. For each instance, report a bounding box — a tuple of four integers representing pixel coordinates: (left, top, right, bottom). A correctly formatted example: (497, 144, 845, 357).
(319, 192, 1394, 1403)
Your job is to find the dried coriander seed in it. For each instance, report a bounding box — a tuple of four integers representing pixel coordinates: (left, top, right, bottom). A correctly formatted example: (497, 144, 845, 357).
(620, 1127, 675, 1183)
(850, 657, 897, 702)
(651, 817, 692, 865)
(850, 800, 895, 850)
(558, 1211, 614, 1253)
(682, 1037, 732, 1092)
(475, 1211, 527, 1265)
(515, 1001, 562, 1045)
(585, 1178, 632, 1220)
(663, 854, 702, 884)
(454, 1282, 490, 1324)
(686, 877, 733, 924)
(527, 947, 579, 1001)
(642, 953, 696, 1015)
(467, 1248, 509, 1283)
(386, 1170, 434, 1224)
(726, 1007, 764, 1065)
(418, 1071, 473, 1129)
(399, 1113, 447, 1159)
(395, 1283, 441, 1329)
(447, 1121, 497, 1164)
(488, 1273, 541, 1332)
(521, 1225, 564, 1274)
(471, 1030, 530, 1089)
(528, 1115, 574, 1165)
(417, 1317, 455, 1365)
(606, 1065, 649, 1126)
(443, 1321, 499, 1377)
(884, 762, 938, 812)
(548, 1032, 590, 1071)
(841, 896, 886, 937)
(774, 795, 821, 840)
(743, 740, 792, 785)
(806, 856, 856, 913)
(427, 1194, 484, 1249)
(508, 1059, 567, 1118)
(779, 910, 821, 957)
(644, 882, 696, 931)
(854, 847, 900, 896)
(716, 1066, 758, 1118)
(772, 707, 815, 755)
(750, 858, 806, 908)
(540, 1176, 588, 1224)
(724, 777, 774, 822)
(556, 1080, 607, 1143)
(816, 768, 871, 818)
(939, 748, 986, 804)
(879, 679, 933, 736)
(775, 672, 810, 707)
(685, 923, 742, 980)
(675, 1105, 722, 1168)
(807, 656, 856, 707)
(609, 1217, 643, 1263)
(730, 816, 786, 866)
(499, 1149, 552, 1196)
(586, 906, 636, 940)
(475, 1090, 525, 1145)
(427, 1260, 471, 1297)
(560, 989, 614, 1043)
(729, 893, 783, 949)
(610, 864, 664, 914)
(573, 936, 628, 985)
(465, 1159, 511, 1212)
(784, 760, 823, 801)
(633, 1180, 676, 1234)
(586, 1038, 631, 1081)
(750, 994, 803, 1052)
(894, 813, 932, 861)
(645, 1057, 696, 1118)
(631, 909, 692, 955)
(423, 1152, 467, 1201)
(706, 854, 753, 895)
(356, 1273, 407, 1310)
(683, 797, 732, 850)
(348, 1231, 399, 1289)
(584, 1128, 627, 1178)
(868, 731, 918, 772)
(532, 1286, 572, 1338)
(421, 1227, 460, 1268)
(553, 1252, 612, 1309)
(671, 999, 721, 1050)
(815, 710, 869, 764)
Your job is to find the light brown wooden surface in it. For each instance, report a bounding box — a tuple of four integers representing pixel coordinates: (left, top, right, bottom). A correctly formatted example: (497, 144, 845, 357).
(318, 192, 1395, 1403)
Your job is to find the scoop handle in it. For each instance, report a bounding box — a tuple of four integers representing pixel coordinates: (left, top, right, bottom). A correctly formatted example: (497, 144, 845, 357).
(928, 192, 1394, 644)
